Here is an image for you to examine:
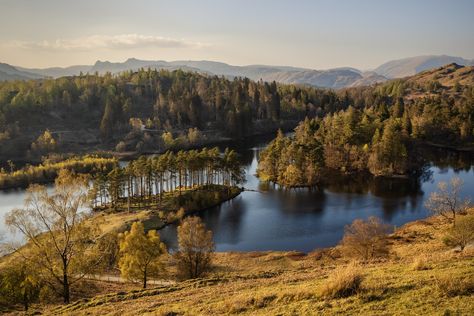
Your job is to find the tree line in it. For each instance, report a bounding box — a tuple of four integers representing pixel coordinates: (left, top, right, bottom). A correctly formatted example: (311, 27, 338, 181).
(92, 147, 245, 210)
(1, 170, 473, 311)
(0, 155, 117, 190)
(258, 68, 474, 187)
(1, 170, 216, 310)
(257, 109, 412, 187)
(0, 69, 347, 160)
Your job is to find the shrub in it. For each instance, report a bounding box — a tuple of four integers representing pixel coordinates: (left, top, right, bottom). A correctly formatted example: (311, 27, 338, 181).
(340, 216, 393, 260)
(442, 215, 474, 251)
(319, 263, 364, 299)
(412, 254, 431, 271)
(174, 216, 214, 280)
(115, 141, 127, 152)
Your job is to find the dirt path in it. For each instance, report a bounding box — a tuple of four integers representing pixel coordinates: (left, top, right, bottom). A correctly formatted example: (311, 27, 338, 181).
(83, 273, 175, 286)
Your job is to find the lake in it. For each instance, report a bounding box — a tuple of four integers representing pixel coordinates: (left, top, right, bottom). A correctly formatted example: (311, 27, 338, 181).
(2, 134, 474, 252)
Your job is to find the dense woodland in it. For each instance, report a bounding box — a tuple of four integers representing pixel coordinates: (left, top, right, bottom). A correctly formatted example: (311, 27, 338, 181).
(0, 69, 345, 160)
(258, 64, 474, 187)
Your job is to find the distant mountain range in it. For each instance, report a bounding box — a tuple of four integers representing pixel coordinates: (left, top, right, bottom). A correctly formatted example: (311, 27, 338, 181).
(0, 63, 43, 81)
(2, 55, 473, 89)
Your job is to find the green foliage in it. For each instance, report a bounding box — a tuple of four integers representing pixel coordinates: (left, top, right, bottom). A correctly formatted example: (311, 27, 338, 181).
(258, 67, 474, 186)
(30, 129, 57, 157)
(92, 147, 244, 210)
(0, 69, 349, 160)
(368, 119, 408, 176)
(0, 261, 42, 311)
(119, 222, 167, 288)
(257, 125, 324, 187)
(0, 155, 117, 190)
(5, 170, 103, 304)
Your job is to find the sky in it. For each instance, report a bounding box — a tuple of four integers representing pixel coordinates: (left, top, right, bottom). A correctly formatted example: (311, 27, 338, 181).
(1, 0, 473, 70)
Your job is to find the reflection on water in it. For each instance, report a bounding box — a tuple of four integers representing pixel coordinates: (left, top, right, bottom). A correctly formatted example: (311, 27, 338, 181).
(2, 134, 474, 252)
(160, 136, 474, 252)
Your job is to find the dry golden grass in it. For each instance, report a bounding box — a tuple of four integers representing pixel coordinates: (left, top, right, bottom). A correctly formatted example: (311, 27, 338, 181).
(5, 209, 473, 315)
(319, 262, 363, 298)
(411, 254, 432, 271)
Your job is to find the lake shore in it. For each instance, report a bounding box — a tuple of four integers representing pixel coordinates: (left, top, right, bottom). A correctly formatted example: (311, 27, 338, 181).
(43, 208, 474, 316)
(92, 185, 243, 236)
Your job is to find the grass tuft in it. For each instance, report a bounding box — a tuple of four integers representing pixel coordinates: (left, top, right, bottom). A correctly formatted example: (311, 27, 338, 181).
(435, 275, 474, 297)
(319, 263, 364, 299)
(412, 254, 432, 271)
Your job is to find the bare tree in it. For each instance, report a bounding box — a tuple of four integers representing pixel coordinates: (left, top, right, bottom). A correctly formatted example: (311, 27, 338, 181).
(340, 216, 393, 261)
(443, 215, 474, 252)
(425, 177, 470, 227)
(5, 169, 101, 304)
(174, 216, 214, 279)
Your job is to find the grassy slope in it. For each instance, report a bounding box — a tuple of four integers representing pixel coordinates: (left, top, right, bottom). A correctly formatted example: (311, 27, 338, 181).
(41, 210, 474, 316)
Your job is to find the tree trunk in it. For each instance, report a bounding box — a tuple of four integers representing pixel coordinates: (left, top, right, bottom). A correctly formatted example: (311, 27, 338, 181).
(63, 258, 70, 304)
(23, 292, 28, 311)
(63, 273, 70, 303)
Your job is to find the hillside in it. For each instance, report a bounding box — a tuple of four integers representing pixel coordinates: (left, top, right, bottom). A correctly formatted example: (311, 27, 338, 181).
(1, 63, 473, 163)
(0, 69, 344, 162)
(0, 63, 43, 81)
(4, 54, 474, 88)
(257, 68, 362, 89)
(38, 210, 474, 316)
(13, 59, 370, 89)
(404, 63, 474, 87)
(374, 55, 474, 79)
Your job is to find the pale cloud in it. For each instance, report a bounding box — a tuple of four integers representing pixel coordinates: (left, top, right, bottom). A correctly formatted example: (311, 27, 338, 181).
(8, 34, 209, 51)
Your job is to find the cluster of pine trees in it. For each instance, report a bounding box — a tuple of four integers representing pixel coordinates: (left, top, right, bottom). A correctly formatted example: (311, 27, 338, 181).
(257, 108, 412, 187)
(258, 69, 474, 187)
(0, 69, 345, 154)
(92, 147, 244, 210)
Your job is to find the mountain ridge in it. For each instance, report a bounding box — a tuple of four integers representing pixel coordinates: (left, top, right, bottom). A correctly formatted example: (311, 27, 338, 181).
(3, 54, 473, 88)
(374, 54, 474, 78)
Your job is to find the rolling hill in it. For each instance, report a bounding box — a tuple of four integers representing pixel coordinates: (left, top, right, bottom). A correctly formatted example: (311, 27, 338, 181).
(12, 59, 371, 89)
(374, 55, 474, 78)
(3, 54, 473, 88)
(0, 63, 44, 81)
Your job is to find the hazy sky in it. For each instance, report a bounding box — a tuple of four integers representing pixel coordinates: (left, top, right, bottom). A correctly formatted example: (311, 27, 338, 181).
(1, 0, 473, 69)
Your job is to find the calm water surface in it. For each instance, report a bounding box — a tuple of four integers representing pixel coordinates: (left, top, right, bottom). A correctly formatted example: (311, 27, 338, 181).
(2, 135, 474, 252)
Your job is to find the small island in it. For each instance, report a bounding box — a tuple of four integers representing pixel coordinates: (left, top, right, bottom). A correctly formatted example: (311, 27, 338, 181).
(89, 147, 245, 231)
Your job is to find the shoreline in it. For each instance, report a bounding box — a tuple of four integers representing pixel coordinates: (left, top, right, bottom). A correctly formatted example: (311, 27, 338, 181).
(92, 185, 243, 236)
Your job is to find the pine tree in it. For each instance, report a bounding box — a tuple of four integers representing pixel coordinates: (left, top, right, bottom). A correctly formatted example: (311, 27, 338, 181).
(100, 99, 115, 140)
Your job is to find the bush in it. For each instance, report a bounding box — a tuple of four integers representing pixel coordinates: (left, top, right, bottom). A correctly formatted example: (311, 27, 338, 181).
(412, 254, 431, 271)
(174, 216, 214, 280)
(340, 216, 393, 260)
(442, 215, 474, 251)
(319, 263, 364, 299)
(115, 141, 127, 152)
